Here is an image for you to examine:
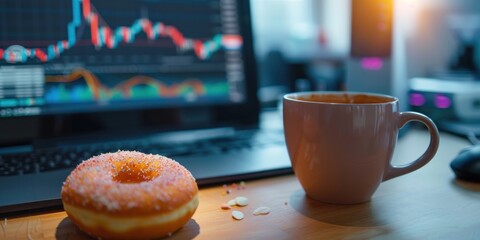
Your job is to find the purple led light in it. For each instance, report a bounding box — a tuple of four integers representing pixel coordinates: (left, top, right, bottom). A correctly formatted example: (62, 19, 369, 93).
(409, 93, 426, 106)
(361, 57, 383, 70)
(435, 94, 451, 109)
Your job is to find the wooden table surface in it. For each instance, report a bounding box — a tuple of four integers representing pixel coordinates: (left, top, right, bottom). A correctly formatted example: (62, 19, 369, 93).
(2, 129, 480, 240)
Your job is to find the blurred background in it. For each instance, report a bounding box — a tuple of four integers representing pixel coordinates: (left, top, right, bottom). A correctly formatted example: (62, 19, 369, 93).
(251, 0, 480, 138)
(252, 0, 349, 105)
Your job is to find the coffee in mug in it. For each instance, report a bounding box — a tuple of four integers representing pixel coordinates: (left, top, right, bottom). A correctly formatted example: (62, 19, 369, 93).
(283, 91, 440, 204)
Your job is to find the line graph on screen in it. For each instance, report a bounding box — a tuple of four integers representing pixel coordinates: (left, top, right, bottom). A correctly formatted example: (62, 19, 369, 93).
(44, 68, 230, 103)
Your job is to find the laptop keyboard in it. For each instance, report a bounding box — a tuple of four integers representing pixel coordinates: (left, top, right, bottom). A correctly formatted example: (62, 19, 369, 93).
(0, 129, 285, 176)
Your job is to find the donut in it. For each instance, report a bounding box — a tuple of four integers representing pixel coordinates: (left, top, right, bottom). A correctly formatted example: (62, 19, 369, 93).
(61, 151, 199, 239)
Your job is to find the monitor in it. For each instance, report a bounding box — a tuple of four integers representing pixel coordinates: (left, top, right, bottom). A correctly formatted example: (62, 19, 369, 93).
(0, 0, 259, 146)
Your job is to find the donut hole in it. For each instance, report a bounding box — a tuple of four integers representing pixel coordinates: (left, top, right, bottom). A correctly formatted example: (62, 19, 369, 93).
(112, 158, 160, 183)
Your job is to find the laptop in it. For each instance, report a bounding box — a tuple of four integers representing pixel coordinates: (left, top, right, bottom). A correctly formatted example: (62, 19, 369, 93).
(0, 0, 291, 214)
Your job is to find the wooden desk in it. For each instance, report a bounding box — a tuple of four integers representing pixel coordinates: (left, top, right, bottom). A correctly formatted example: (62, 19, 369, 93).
(2, 130, 480, 240)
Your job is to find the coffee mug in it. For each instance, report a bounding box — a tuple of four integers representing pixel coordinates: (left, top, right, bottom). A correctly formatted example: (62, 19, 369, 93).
(283, 91, 440, 204)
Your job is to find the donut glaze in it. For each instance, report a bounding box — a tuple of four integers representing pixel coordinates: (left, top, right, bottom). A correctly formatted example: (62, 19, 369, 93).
(61, 151, 199, 239)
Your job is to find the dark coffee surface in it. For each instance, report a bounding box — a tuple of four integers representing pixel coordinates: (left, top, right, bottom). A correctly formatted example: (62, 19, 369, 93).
(296, 93, 395, 104)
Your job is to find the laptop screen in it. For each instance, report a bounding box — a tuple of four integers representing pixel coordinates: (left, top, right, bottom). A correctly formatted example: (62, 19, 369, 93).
(0, 0, 259, 146)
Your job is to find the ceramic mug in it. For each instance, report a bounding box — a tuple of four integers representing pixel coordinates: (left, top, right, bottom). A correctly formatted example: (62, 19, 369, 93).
(283, 91, 440, 204)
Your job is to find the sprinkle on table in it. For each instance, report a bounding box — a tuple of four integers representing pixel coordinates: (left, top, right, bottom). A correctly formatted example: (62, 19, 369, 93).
(220, 181, 247, 195)
(227, 199, 237, 207)
(253, 206, 271, 216)
(231, 210, 244, 220)
(235, 196, 249, 206)
(220, 203, 231, 210)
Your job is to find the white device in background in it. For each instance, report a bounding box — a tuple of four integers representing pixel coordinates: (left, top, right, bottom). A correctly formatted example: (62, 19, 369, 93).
(409, 78, 480, 122)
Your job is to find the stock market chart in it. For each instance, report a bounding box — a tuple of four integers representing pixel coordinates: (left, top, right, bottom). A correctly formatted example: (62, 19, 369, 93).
(0, 0, 245, 117)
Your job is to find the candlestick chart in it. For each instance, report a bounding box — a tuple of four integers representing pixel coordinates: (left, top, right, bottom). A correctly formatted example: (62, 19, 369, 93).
(0, 0, 242, 63)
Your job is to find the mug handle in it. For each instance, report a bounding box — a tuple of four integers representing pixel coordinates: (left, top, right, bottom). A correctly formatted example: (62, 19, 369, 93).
(383, 112, 440, 181)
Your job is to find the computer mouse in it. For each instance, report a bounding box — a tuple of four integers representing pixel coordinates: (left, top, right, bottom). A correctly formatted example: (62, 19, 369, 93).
(450, 145, 480, 182)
